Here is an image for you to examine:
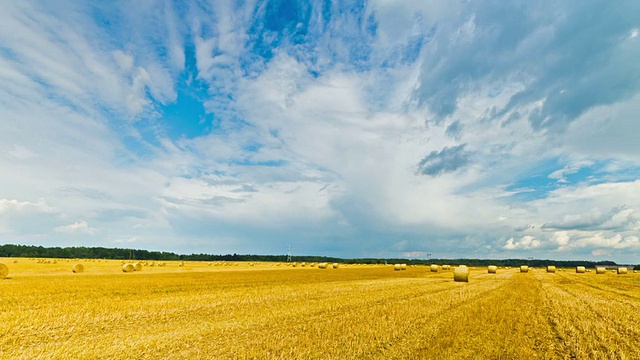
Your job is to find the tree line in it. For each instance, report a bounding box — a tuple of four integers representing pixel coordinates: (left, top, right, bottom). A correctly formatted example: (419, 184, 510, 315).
(1, 243, 635, 268)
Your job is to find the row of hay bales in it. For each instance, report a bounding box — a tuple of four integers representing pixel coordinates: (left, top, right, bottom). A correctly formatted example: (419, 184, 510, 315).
(122, 262, 143, 273)
(429, 264, 452, 272)
(541, 265, 629, 274)
(393, 264, 407, 271)
(317, 262, 340, 269)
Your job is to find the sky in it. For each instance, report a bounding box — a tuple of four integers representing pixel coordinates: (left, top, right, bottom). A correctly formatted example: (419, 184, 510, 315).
(1, 1, 640, 263)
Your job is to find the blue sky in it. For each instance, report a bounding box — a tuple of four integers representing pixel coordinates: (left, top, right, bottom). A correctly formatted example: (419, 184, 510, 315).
(1, 1, 640, 263)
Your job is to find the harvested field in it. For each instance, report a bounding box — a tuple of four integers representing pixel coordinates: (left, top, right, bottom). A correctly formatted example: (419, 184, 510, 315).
(1, 259, 639, 359)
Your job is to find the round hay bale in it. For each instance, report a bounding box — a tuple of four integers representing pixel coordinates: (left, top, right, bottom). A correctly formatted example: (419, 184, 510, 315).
(300, 262, 306, 267)
(576, 266, 586, 273)
(618, 267, 628, 275)
(442, 265, 451, 271)
(178, 261, 184, 267)
(400, 264, 407, 270)
(122, 263, 135, 273)
(150, 261, 155, 267)
(454, 265, 469, 282)
(0, 263, 9, 279)
(318, 262, 328, 269)
(393, 264, 401, 271)
(488, 265, 497, 274)
(332, 263, 339, 269)
(430, 264, 439, 272)
(292, 262, 297, 267)
(72, 263, 85, 273)
(12, 260, 18, 263)
(520, 265, 529, 273)
(546, 265, 556, 273)
(133, 263, 142, 271)
(595, 266, 606, 274)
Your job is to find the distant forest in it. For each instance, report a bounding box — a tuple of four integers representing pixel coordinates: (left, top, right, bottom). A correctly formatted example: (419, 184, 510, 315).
(1, 243, 636, 268)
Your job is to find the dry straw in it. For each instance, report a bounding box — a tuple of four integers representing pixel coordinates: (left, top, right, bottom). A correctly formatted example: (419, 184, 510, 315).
(618, 267, 628, 274)
(122, 263, 135, 273)
(400, 264, 407, 270)
(576, 266, 586, 273)
(72, 263, 85, 273)
(546, 265, 556, 273)
(595, 266, 606, 274)
(520, 265, 529, 273)
(0, 263, 8, 279)
(333, 263, 339, 269)
(430, 264, 439, 272)
(133, 263, 142, 271)
(454, 265, 469, 282)
(393, 264, 401, 271)
(442, 265, 451, 270)
(318, 262, 328, 269)
(488, 265, 497, 274)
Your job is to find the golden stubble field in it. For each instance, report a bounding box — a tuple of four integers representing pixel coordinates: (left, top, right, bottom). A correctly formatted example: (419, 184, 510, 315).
(1, 259, 639, 359)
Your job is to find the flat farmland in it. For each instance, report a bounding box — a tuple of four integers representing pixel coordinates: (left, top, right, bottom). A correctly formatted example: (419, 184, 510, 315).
(1, 259, 639, 359)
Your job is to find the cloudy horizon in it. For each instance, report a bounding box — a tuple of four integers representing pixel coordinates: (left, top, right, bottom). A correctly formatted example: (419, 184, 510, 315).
(1, 1, 639, 263)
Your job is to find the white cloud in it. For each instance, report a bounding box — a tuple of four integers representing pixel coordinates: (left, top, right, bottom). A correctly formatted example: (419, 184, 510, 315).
(55, 220, 96, 235)
(503, 236, 541, 250)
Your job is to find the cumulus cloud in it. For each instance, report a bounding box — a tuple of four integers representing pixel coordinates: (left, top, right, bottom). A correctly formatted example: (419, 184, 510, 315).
(417, 144, 471, 176)
(55, 221, 96, 235)
(503, 236, 541, 250)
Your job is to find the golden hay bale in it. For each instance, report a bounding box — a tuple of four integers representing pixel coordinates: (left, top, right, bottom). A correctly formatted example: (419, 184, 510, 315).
(178, 261, 184, 267)
(300, 262, 306, 267)
(150, 261, 155, 267)
(0, 263, 8, 279)
(546, 265, 556, 273)
(576, 266, 586, 273)
(442, 265, 451, 271)
(122, 263, 135, 273)
(400, 264, 407, 270)
(292, 262, 297, 267)
(430, 264, 439, 272)
(310, 263, 316, 267)
(333, 263, 339, 269)
(618, 267, 628, 275)
(12, 260, 18, 263)
(393, 264, 401, 271)
(520, 265, 529, 273)
(454, 265, 469, 282)
(595, 266, 606, 274)
(488, 265, 497, 274)
(133, 263, 142, 271)
(72, 263, 85, 273)
(318, 262, 328, 269)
